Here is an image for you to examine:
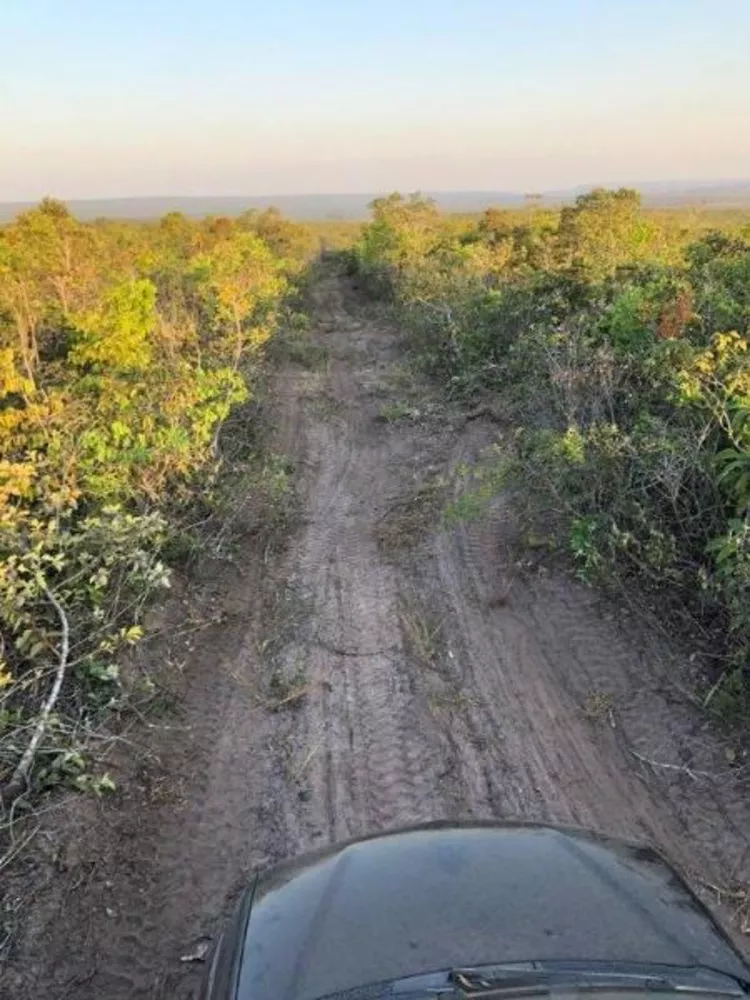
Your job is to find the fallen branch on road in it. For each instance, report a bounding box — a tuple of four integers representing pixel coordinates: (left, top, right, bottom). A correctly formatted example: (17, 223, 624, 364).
(630, 748, 713, 782)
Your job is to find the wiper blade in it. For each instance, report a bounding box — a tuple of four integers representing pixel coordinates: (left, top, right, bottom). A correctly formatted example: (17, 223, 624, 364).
(448, 967, 743, 998)
(450, 969, 548, 993)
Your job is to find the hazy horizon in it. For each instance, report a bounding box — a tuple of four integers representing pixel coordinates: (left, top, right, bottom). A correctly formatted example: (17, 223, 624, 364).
(4, 1, 750, 201)
(6, 179, 750, 225)
(5, 176, 750, 206)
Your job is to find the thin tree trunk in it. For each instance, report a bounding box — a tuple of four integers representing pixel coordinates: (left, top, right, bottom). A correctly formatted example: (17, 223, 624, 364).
(233, 304, 243, 371)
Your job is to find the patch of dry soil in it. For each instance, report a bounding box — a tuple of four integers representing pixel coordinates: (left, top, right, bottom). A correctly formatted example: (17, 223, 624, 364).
(3, 270, 749, 999)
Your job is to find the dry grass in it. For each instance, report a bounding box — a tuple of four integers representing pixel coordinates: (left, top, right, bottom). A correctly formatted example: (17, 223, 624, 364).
(307, 389, 346, 420)
(583, 690, 616, 726)
(376, 476, 446, 556)
(398, 595, 445, 672)
(266, 665, 309, 712)
(377, 400, 419, 423)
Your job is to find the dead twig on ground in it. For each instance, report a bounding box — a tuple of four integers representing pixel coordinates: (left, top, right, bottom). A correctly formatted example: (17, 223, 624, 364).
(291, 743, 320, 782)
(630, 748, 713, 782)
(313, 635, 399, 658)
(700, 878, 750, 935)
(266, 686, 310, 712)
(703, 665, 734, 709)
(0, 822, 40, 875)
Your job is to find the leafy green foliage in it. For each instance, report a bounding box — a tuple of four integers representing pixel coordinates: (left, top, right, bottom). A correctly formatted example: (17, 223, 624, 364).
(71, 279, 156, 370)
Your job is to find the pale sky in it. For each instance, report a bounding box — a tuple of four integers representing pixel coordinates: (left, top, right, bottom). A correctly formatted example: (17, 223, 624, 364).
(2, 0, 749, 200)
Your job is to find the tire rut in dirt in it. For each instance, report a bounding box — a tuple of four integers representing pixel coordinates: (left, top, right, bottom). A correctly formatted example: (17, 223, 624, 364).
(272, 334, 453, 847)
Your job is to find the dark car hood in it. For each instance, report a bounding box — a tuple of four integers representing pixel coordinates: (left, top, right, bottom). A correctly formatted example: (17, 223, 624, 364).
(237, 822, 749, 1000)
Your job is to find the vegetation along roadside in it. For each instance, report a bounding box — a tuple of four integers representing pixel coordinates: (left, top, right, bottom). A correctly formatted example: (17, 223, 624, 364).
(347, 190, 750, 724)
(0, 200, 321, 826)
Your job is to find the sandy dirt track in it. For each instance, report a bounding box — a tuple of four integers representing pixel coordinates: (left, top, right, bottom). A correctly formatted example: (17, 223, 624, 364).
(3, 269, 749, 998)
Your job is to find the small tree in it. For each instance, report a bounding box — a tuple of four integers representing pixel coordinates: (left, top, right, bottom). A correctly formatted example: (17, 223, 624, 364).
(0, 199, 103, 380)
(358, 192, 441, 285)
(557, 188, 656, 278)
(191, 233, 286, 368)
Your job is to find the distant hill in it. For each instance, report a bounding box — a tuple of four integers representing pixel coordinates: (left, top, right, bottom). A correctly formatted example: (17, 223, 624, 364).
(0, 191, 524, 223)
(639, 180, 750, 206)
(2, 181, 749, 223)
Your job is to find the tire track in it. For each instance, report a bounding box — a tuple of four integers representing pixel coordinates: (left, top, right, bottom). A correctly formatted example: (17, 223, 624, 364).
(274, 291, 452, 843)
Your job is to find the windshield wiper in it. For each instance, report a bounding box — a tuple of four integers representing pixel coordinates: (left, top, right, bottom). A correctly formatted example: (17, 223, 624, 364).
(448, 967, 745, 998)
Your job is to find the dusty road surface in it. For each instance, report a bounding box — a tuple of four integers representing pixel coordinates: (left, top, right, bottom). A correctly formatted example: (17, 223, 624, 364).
(4, 269, 749, 998)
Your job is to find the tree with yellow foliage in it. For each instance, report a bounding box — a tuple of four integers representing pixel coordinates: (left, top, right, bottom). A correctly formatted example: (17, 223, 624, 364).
(191, 232, 287, 369)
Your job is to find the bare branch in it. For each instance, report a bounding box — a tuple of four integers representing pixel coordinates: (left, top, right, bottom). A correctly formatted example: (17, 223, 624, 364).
(630, 748, 712, 782)
(703, 665, 732, 709)
(0, 582, 70, 809)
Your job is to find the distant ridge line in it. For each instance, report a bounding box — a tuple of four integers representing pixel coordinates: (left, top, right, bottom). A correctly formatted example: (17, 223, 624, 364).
(2, 181, 750, 222)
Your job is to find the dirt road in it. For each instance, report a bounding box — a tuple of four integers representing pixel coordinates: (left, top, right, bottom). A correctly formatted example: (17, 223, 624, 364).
(5, 270, 749, 998)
